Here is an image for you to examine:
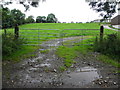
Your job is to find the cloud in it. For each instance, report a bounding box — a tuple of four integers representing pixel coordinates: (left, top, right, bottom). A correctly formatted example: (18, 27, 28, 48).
(6, 0, 112, 22)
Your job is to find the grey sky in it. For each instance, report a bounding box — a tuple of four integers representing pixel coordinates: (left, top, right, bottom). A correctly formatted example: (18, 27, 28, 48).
(6, 0, 118, 23)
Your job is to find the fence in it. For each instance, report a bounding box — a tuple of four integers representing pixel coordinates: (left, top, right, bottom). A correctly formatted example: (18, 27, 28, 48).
(14, 24, 104, 46)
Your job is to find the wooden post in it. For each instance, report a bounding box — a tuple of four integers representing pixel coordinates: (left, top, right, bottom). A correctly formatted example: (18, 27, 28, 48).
(14, 24, 19, 39)
(4, 29, 6, 36)
(100, 25, 104, 41)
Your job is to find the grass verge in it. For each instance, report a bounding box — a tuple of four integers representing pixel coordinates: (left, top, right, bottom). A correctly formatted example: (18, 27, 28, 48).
(3, 45, 39, 62)
(97, 55, 120, 68)
(56, 36, 120, 71)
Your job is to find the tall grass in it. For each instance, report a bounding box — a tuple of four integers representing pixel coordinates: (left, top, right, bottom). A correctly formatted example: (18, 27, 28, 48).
(2, 33, 26, 60)
(93, 33, 120, 61)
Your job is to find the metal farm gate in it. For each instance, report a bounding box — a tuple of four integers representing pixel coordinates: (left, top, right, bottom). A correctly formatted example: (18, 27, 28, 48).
(19, 28, 61, 46)
(18, 27, 102, 47)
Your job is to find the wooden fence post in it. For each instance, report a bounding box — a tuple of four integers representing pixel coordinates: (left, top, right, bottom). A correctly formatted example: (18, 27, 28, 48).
(4, 29, 6, 36)
(100, 25, 104, 41)
(14, 24, 19, 39)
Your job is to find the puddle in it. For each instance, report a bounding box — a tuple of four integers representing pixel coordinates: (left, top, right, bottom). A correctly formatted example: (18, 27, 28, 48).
(39, 49, 46, 51)
(48, 44, 58, 46)
(29, 68, 38, 71)
(28, 56, 44, 63)
(45, 58, 54, 62)
(76, 66, 97, 72)
(47, 41, 61, 47)
(40, 63, 51, 67)
(62, 66, 100, 87)
(34, 63, 51, 68)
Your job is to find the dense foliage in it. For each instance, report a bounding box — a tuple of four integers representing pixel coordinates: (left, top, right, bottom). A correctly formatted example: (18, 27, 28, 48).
(2, 7, 58, 29)
(25, 15, 35, 23)
(46, 13, 58, 23)
(94, 33, 120, 61)
(36, 13, 58, 23)
(1, 0, 46, 11)
(2, 7, 26, 29)
(88, 2, 119, 21)
(2, 33, 26, 57)
(36, 16, 46, 23)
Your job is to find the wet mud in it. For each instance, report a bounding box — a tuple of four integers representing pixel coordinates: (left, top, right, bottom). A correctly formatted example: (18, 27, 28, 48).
(2, 36, 119, 88)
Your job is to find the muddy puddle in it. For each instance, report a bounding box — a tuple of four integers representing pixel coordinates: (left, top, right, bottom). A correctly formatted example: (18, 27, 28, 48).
(14, 66, 101, 88)
(60, 66, 100, 87)
(34, 63, 51, 68)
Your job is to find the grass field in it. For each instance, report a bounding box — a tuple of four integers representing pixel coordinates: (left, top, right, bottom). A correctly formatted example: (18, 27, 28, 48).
(1, 23, 117, 45)
(1, 23, 118, 61)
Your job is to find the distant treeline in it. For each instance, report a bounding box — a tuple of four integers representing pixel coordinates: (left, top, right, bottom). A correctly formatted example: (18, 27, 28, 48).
(2, 7, 58, 29)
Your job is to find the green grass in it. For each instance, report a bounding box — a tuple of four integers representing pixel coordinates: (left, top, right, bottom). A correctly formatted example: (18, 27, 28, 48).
(59, 66, 66, 71)
(56, 37, 94, 69)
(77, 37, 120, 68)
(3, 45, 39, 62)
(1, 23, 116, 45)
(40, 49, 49, 54)
(56, 46, 77, 68)
(56, 36, 120, 70)
(1, 23, 117, 62)
(97, 55, 120, 68)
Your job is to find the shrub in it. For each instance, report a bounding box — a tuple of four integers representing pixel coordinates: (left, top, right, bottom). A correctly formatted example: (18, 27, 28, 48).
(93, 33, 120, 61)
(2, 33, 26, 57)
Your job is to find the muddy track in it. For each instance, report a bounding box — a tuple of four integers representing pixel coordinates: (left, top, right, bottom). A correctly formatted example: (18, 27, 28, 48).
(3, 36, 119, 88)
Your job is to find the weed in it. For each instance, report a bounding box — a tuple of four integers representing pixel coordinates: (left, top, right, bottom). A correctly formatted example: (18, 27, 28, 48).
(59, 66, 66, 71)
(93, 33, 120, 61)
(2, 33, 26, 59)
(40, 49, 49, 54)
(97, 55, 120, 68)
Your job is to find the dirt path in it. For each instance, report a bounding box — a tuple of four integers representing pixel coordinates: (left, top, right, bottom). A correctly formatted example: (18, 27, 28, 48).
(3, 36, 119, 88)
(103, 25, 119, 31)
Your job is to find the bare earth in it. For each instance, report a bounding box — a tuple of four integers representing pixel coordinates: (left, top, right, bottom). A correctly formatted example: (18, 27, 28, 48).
(3, 37, 119, 88)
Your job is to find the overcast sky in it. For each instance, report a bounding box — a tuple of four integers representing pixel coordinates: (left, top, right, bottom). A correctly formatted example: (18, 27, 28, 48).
(6, 0, 118, 23)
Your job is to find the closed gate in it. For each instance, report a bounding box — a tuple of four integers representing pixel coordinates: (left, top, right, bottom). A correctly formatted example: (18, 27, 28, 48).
(19, 28, 101, 46)
(19, 28, 61, 46)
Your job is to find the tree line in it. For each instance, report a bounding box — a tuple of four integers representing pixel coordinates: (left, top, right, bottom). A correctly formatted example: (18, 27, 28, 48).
(2, 7, 58, 29)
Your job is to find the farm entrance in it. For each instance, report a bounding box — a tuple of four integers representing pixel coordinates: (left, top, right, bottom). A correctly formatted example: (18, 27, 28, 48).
(19, 28, 101, 46)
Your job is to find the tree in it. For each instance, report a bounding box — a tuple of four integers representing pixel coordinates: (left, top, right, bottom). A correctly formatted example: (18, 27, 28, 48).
(2, 7, 12, 28)
(87, 1, 120, 21)
(11, 9, 25, 25)
(25, 16, 35, 23)
(1, 0, 46, 11)
(36, 16, 46, 23)
(46, 13, 57, 23)
(2, 7, 26, 28)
